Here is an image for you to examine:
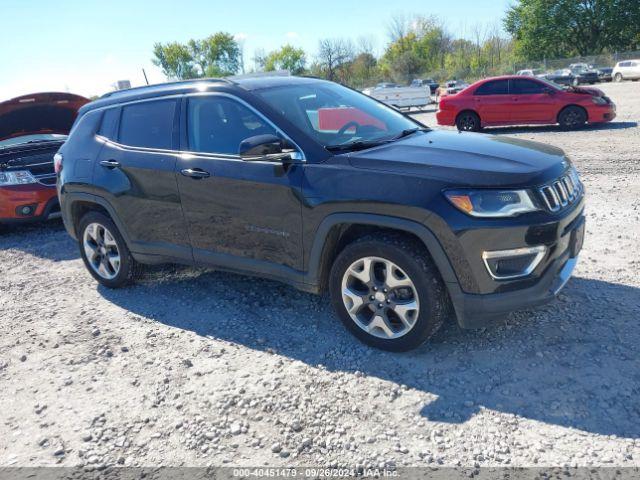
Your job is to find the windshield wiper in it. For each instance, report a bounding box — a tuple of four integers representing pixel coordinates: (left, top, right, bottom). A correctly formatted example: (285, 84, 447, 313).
(326, 127, 431, 153)
(25, 139, 63, 144)
(390, 127, 430, 140)
(325, 139, 392, 152)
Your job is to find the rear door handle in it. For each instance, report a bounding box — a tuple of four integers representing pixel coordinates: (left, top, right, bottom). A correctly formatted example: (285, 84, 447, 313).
(181, 168, 211, 179)
(100, 159, 120, 169)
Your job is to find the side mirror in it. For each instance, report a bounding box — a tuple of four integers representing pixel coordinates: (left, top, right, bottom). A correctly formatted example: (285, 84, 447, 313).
(239, 134, 302, 162)
(543, 87, 555, 95)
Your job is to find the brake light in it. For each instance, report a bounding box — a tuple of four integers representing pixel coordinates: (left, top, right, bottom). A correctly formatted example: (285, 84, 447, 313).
(54, 153, 63, 174)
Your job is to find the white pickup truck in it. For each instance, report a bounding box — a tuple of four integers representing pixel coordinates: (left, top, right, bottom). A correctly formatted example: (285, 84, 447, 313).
(362, 82, 433, 110)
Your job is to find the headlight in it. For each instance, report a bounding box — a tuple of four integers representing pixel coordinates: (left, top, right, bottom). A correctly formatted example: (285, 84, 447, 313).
(0, 170, 38, 186)
(591, 96, 608, 105)
(444, 189, 538, 217)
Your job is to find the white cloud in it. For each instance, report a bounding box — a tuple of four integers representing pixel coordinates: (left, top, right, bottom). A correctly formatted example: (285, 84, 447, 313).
(285, 31, 299, 40)
(234, 32, 248, 42)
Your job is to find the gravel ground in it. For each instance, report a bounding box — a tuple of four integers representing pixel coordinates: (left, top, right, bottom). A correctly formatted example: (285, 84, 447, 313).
(1, 82, 639, 470)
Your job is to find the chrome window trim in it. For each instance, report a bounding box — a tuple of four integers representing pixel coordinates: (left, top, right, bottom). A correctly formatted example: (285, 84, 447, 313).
(482, 245, 547, 280)
(92, 91, 306, 163)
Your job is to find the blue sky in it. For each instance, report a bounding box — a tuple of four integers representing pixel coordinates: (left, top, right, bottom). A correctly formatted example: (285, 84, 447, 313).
(0, 0, 510, 99)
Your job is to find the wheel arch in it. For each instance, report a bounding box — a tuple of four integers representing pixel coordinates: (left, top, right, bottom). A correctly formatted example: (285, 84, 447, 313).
(306, 213, 460, 295)
(63, 193, 131, 246)
(557, 104, 589, 124)
(455, 109, 481, 129)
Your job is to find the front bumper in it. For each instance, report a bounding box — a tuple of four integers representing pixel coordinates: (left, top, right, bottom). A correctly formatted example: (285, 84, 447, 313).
(0, 184, 59, 224)
(587, 103, 616, 123)
(452, 246, 579, 328)
(446, 206, 586, 328)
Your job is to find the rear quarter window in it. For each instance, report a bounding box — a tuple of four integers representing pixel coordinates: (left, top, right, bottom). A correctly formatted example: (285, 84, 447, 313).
(65, 109, 102, 144)
(119, 100, 177, 150)
(98, 108, 120, 140)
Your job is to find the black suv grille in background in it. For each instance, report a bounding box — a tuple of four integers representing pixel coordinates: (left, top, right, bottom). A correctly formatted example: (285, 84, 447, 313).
(538, 170, 582, 212)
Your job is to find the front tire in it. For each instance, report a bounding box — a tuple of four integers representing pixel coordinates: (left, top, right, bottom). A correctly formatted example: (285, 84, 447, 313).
(78, 211, 139, 288)
(329, 234, 449, 351)
(558, 106, 587, 130)
(455, 111, 481, 132)
(614, 73, 623, 82)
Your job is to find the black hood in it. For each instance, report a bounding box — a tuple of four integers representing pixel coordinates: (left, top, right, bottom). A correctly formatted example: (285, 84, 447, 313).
(347, 130, 569, 187)
(0, 92, 89, 142)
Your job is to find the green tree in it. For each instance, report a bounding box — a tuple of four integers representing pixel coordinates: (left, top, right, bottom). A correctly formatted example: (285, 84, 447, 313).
(380, 15, 451, 83)
(349, 52, 379, 88)
(264, 44, 306, 74)
(505, 0, 640, 59)
(152, 42, 198, 80)
(152, 32, 241, 80)
(189, 33, 241, 76)
(316, 38, 354, 81)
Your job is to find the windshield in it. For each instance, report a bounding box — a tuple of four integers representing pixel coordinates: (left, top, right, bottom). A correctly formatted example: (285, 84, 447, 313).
(537, 76, 566, 90)
(254, 81, 422, 149)
(0, 133, 67, 148)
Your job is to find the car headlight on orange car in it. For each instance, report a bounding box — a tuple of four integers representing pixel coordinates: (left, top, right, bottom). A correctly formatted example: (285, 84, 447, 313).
(0, 170, 38, 186)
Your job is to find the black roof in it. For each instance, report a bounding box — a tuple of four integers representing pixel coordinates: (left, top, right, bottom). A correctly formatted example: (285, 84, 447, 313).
(78, 75, 325, 115)
(232, 75, 322, 91)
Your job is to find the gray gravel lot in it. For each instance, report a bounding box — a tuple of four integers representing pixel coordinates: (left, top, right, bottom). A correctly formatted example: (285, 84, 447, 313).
(1, 82, 639, 469)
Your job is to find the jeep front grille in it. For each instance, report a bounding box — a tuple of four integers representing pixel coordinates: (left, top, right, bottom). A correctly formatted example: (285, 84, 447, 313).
(538, 170, 582, 212)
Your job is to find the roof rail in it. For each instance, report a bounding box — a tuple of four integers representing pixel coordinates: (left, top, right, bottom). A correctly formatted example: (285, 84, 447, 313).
(229, 70, 291, 80)
(100, 77, 235, 99)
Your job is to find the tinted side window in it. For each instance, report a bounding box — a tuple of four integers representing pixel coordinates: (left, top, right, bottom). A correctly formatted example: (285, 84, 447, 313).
(474, 80, 509, 95)
(511, 79, 545, 94)
(98, 108, 120, 140)
(119, 100, 177, 149)
(187, 96, 276, 155)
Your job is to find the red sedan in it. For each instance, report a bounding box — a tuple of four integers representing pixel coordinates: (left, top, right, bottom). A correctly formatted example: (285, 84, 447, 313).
(436, 75, 616, 131)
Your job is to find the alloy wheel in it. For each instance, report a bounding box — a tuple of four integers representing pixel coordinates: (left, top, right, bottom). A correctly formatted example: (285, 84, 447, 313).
(83, 223, 121, 280)
(459, 114, 477, 131)
(563, 109, 583, 128)
(341, 256, 420, 339)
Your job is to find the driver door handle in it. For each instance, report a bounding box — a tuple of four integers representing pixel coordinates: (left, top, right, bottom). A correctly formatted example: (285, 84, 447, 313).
(181, 168, 211, 179)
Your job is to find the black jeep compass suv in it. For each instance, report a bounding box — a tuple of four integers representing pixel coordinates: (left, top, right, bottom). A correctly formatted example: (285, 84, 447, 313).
(57, 76, 585, 351)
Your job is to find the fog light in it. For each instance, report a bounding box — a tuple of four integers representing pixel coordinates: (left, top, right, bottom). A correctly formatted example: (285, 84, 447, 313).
(482, 246, 546, 280)
(16, 204, 37, 216)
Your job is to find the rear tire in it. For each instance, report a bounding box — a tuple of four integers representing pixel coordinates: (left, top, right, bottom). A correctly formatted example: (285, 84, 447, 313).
(455, 111, 481, 132)
(78, 211, 140, 288)
(329, 234, 449, 352)
(614, 73, 623, 82)
(558, 106, 587, 130)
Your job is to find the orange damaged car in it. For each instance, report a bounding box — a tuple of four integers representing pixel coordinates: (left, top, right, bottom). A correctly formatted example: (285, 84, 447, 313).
(0, 92, 89, 225)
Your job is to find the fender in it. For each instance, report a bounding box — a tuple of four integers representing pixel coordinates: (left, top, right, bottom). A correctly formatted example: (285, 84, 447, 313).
(304, 212, 464, 294)
(61, 192, 133, 245)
